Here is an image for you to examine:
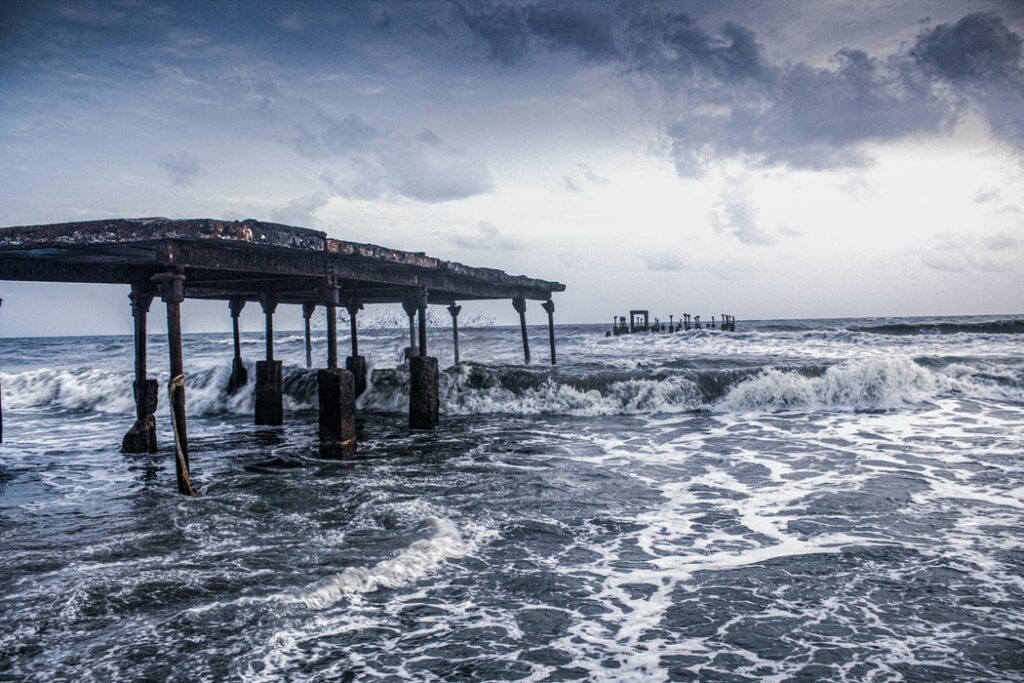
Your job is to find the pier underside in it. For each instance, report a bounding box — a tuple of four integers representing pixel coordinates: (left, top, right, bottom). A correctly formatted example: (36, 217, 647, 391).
(0, 218, 565, 493)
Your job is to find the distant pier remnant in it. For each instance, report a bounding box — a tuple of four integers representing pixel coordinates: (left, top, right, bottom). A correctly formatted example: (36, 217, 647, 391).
(607, 310, 736, 335)
(0, 217, 563, 492)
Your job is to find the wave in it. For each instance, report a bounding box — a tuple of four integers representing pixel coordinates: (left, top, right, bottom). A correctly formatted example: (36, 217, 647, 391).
(293, 516, 466, 608)
(849, 319, 1024, 336)
(4, 355, 1021, 420)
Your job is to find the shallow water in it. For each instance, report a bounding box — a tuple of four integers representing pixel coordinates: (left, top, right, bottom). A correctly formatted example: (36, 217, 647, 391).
(1, 316, 1023, 681)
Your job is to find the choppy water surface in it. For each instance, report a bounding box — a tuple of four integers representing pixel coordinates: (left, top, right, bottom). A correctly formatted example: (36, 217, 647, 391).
(1, 315, 1023, 681)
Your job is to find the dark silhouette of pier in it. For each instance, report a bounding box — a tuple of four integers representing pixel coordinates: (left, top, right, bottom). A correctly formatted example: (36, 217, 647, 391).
(0, 218, 565, 494)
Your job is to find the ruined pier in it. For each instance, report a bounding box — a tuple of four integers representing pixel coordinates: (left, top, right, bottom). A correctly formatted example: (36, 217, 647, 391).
(0, 218, 565, 494)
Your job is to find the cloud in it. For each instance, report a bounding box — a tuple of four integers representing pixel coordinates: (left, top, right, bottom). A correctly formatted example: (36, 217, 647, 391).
(297, 113, 493, 202)
(271, 193, 329, 227)
(449, 221, 525, 251)
(982, 232, 1020, 250)
(456, 2, 618, 64)
(639, 253, 686, 271)
(562, 161, 608, 192)
(709, 194, 777, 246)
(921, 232, 1020, 273)
(975, 186, 1000, 203)
(156, 151, 200, 186)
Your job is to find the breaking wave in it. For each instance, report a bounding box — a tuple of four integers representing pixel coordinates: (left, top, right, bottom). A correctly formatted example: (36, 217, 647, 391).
(4, 356, 1021, 419)
(849, 319, 1024, 336)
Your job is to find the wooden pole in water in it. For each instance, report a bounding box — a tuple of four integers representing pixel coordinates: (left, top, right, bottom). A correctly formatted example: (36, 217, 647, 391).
(325, 281, 339, 371)
(227, 297, 247, 393)
(513, 297, 530, 363)
(447, 303, 461, 365)
(302, 302, 316, 369)
(542, 299, 556, 365)
(156, 268, 194, 496)
(122, 283, 157, 453)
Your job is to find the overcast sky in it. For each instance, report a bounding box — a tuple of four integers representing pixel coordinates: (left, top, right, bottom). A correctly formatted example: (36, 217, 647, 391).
(1, 0, 1022, 337)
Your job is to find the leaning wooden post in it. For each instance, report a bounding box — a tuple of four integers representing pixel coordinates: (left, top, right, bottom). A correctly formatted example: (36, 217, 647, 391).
(542, 299, 556, 365)
(255, 293, 283, 426)
(447, 303, 462, 365)
(345, 299, 367, 398)
(302, 302, 316, 369)
(318, 282, 356, 457)
(155, 268, 195, 496)
(402, 298, 418, 360)
(227, 297, 248, 393)
(122, 283, 158, 453)
(409, 288, 439, 430)
(513, 297, 530, 364)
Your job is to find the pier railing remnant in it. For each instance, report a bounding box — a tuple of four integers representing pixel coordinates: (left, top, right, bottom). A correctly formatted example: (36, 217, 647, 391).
(0, 217, 565, 493)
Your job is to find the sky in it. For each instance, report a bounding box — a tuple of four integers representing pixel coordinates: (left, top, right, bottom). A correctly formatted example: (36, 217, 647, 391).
(1, 0, 1022, 337)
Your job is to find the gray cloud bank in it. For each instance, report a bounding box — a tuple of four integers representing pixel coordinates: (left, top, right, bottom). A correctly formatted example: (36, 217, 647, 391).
(457, 4, 1024, 176)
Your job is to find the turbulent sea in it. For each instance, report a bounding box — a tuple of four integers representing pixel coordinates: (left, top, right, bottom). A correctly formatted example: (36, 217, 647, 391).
(1, 315, 1023, 682)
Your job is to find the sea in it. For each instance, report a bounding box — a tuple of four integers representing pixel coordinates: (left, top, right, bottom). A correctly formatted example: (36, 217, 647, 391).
(1, 315, 1022, 682)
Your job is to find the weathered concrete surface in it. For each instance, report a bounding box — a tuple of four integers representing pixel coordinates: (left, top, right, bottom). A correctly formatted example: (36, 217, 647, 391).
(255, 360, 284, 426)
(409, 356, 440, 430)
(317, 369, 357, 458)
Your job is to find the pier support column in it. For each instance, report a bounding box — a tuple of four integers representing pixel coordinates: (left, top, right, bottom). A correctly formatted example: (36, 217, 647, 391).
(402, 298, 418, 360)
(122, 284, 158, 453)
(155, 268, 195, 496)
(447, 304, 461, 365)
(302, 302, 316, 369)
(513, 297, 530, 364)
(255, 294, 283, 426)
(345, 300, 366, 398)
(410, 288, 439, 430)
(542, 299, 556, 365)
(227, 297, 248, 394)
(325, 281, 339, 370)
(317, 368, 357, 458)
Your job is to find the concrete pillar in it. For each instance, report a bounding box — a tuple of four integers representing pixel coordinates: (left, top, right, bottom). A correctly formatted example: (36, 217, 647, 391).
(447, 303, 461, 365)
(325, 281, 339, 370)
(317, 368, 357, 457)
(227, 297, 248, 394)
(402, 298, 418, 359)
(156, 268, 195, 496)
(417, 289, 428, 357)
(122, 283, 158, 453)
(513, 297, 530, 363)
(302, 302, 316, 369)
(542, 299, 556, 365)
(409, 356, 439, 430)
(345, 300, 367, 398)
(255, 294, 283, 426)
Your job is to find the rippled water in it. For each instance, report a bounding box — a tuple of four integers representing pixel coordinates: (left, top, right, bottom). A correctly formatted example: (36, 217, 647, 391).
(1, 316, 1023, 681)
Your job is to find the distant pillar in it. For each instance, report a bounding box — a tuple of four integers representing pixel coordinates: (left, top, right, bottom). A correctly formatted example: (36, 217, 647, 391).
(402, 298, 418, 360)
(409, 288, 439, 429)
(695, 315, 701, 330)
(345, 300, 367, 398)
(542, 299, 556, 365)
(227, 297, 248, 393)
(669, 315, 674, 333)
(302, 302, 317, 369)
(255, 294, 283, 426)
(447, 303, 461, 365)
(122, 283, 158, 453)
(156, 268, 195, 496)
(513, 297, 530, 363)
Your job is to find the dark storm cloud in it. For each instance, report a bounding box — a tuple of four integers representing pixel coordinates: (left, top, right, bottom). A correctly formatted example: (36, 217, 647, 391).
(297, 113, 493, 203)
(156, 151, 200, 186)
(455, 1, 618, 64)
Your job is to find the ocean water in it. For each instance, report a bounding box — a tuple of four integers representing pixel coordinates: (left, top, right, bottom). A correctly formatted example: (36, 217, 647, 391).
(1, 315, 1022, 682)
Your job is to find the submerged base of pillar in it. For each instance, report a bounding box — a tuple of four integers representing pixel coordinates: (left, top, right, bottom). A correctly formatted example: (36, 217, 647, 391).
(346, 355, 367, 398)
(403, 346, 418, 361)
(121, 415, 157, 453)
(255, 360, 284, 426)
(228, 357, 248, 394)
(409, 356, 439, 430)
(122, 378, 158, 453)
(318, 368, 357, 458)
